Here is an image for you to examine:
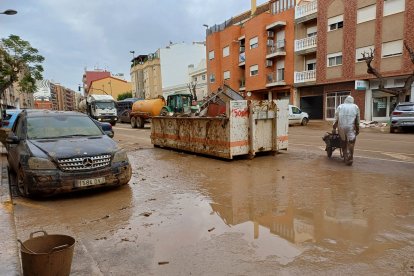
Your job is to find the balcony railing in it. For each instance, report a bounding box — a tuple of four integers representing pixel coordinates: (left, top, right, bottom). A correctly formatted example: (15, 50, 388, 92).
(266, 69, 285, 86)
(267, 40, 286, 55)
(295, 1, 317, 20)
(294, 70, 316, 84)
(295, 36, 317, 52)
(239, 52, 246, 64)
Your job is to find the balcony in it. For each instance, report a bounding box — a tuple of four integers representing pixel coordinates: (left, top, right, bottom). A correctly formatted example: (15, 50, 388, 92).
(266, 40, 286, 59)
(295, 1, 317, 23)
(239, 52, 246, 66)
(266, 69, 286, 87)
(295, 36, 317, 54)
(294, 70, 316, 84)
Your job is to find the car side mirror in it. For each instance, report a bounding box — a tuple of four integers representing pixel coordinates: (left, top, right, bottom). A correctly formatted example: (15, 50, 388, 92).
(6, 134, 20, 144)
(105, 131, 114, 138)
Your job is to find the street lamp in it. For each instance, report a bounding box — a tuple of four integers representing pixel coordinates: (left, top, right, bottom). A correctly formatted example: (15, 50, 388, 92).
(130, 50, 135, 66)
(0, 9, 17, 15)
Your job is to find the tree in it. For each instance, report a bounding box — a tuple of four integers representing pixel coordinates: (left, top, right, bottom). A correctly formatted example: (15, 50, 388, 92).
(361, 41, 414, 103)
(0, 35, 44, 97)
(117, 91, 133, 101)
(187, 81, 198, 102)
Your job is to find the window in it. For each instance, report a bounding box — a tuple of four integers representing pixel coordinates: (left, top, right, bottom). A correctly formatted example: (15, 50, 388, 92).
(250, 65, 259, 76)
(208, 50, 215, 60)
(209, 74, 215, 83)
(357, 5, 376, 23)
(250, 37, 258, 49)
(326, 91, 350, 119)
(327, 52, 343, 67)
(383, 0, 405, 16)
(202, 74, 206, 81)
(356, 45, 374, 62)
(223, 71, 230, 80)
(307, 26, 317, 37)
(382, 40, 403, 57)
(223, 46, 229, 57)
(306, 58, 316, 71)
(328, 15, 344, 31)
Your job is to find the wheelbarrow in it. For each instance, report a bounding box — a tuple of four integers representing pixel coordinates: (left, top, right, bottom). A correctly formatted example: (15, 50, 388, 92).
(322, 132, 353, 165)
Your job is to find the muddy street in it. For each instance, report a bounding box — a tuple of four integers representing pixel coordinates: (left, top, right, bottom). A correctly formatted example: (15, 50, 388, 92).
(11, 123, 414, 275)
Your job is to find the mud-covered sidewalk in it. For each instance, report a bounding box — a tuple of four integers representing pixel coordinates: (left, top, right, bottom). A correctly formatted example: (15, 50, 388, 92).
(0, 147, 20, 275)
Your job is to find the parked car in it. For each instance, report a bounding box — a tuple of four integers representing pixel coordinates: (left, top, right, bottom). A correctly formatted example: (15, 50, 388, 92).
(92, 118, 114, 138)
(390, 102, 414, 133)
(288, 105, 309, 126)
(0, 109, 22, 146)
(6, 110, 131, 197)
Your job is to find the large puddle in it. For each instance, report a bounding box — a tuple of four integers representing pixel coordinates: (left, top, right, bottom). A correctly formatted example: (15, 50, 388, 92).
(13, 146, 414, 274)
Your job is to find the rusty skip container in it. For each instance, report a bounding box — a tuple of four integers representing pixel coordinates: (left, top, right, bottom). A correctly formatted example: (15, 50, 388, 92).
(18, 230, 75, 276)
(151, 100, 289, 159)
(130, 97, 166, 128)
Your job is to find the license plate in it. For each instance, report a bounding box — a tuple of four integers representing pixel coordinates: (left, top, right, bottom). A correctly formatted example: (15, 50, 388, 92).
(76, 177, 106, 187)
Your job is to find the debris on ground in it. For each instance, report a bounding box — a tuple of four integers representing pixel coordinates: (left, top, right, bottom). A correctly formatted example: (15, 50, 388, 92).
(140, 212, 152, 217)
(119, 206, 129, 210)
(158, 261, 169, 265)
(359, 120, 388, 128)
(208, 227, 215, 232)
(145, 198, 156, 202)
(90, 215, 110, 223)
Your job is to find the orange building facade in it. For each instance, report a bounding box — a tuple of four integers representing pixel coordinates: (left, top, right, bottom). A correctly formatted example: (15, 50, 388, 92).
(206, 0, 296, 101)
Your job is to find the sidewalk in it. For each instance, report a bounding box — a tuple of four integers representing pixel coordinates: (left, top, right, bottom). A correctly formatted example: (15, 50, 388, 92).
(0, 147, 21, 275)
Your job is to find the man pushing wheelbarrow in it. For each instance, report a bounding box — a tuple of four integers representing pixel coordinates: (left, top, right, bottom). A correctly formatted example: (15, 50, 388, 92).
(323, 95, 360, 166)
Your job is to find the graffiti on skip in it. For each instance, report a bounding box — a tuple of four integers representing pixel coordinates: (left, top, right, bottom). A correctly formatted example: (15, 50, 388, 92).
(232, 109, 249, 117)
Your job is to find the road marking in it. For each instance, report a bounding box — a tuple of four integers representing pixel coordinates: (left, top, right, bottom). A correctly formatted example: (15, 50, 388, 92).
(290, 133, 414, 144)
(291, 143, 414, 164)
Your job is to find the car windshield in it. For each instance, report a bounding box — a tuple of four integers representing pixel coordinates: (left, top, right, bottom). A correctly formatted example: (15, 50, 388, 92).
(95, 102, 115, 109)
(396, 105, 414, 111)
(27, 115, 103, 139)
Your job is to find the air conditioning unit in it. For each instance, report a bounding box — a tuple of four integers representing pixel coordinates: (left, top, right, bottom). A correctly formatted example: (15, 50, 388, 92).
(266, 60, 273, 67)
(267, 40, 274, 46)
(267, 31, 275, 37)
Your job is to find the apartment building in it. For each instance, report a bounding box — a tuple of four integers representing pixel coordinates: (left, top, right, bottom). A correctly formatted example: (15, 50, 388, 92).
(82, 69, 111, 97)
(295, 0, 414, 121)
(206, 0, 296, 101)
(87, 76, 132, 100)
(49, 83, 77, 111)
(130, 42, 206, 99)
(130, 53, 162, 99)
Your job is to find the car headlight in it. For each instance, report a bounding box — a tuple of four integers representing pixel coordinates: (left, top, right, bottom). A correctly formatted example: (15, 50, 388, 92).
(28, 157, 56, 170)
(113, 150, 129, 163)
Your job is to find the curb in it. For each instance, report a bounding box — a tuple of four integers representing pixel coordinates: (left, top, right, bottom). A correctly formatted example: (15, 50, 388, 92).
(0, 147, 21, 275)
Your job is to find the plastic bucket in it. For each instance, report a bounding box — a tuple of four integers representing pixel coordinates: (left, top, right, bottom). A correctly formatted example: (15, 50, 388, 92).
(18, 230, 75, 276)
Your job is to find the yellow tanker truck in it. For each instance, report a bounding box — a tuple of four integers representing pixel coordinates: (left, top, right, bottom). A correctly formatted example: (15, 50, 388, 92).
(129, 97, 166, 128)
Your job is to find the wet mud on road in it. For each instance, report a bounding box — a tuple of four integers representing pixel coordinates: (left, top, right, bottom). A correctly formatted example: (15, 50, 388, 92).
(12, 141, 414, 275)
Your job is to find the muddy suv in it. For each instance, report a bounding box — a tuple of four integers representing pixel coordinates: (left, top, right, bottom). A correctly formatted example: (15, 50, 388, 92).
(6, 110, 131, 197)
(390, 102, 414, 133)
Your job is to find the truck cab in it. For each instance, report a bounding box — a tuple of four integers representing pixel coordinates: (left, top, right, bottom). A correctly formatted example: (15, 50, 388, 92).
(161, 93, 194, 116)
(80, 95, 118, 126)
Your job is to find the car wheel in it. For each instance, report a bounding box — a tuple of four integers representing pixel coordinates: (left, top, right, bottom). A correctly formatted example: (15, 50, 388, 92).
(17, 166, 29, 197)
(130, 117, 137, 128)
(137, 117, 145, 129)
(301, 118, 309, 126)
(111, 121, 116, 126)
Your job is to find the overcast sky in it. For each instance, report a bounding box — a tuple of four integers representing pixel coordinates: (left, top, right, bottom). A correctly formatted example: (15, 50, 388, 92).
(1, 0, 267, 91)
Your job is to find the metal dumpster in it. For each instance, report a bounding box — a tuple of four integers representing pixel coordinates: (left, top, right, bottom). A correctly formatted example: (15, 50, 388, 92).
(151, 100, 288, 159)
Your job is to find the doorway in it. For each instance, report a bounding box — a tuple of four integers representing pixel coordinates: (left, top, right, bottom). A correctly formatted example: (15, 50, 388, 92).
(300, 96, 323, 119)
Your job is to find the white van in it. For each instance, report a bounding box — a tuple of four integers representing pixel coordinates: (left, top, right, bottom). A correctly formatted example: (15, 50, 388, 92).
(288, 105, 309, 126)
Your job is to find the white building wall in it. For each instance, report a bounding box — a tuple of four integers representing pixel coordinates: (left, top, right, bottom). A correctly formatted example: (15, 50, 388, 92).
(33, 80, 52, 100)
(160, 43, 206, 92)
(188, 58, 207, 101)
